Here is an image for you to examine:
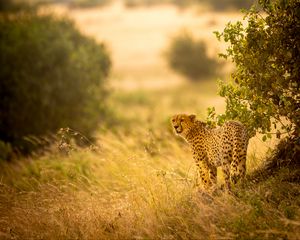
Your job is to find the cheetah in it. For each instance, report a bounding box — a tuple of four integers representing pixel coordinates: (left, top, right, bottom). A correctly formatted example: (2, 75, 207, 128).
(171, 113, 249, 190)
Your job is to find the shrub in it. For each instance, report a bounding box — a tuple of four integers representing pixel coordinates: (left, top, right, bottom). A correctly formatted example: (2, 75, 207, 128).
(207, 0, 300, 141)
(0, 12, 111, 153)
(165, 31, 219, 81)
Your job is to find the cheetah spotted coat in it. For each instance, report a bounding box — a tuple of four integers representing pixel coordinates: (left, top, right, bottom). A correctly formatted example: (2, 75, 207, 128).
(171, 114, 249, 190)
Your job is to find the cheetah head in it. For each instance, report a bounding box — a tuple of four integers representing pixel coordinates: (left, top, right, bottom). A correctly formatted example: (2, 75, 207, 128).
(171, 114, 196, 137)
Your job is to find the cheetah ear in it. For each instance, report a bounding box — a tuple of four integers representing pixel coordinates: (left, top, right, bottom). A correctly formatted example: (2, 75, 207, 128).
(189, 114, 196, 122)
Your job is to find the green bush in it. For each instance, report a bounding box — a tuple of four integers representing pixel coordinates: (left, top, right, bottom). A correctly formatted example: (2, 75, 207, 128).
(207, 0, 300, 140)
(165, 31, 219, 81)
(0, 13, 111, 153)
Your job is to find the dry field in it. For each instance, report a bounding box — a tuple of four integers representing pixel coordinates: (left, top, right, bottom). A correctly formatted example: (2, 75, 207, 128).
(56, 1, 276, 160)
(0, 2, 299, 239)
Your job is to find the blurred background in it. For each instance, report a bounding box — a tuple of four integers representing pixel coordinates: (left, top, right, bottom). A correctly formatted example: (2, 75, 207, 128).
(1, 0, 273, 161)
(3, 1, 299, 240)
(44, 0, 249, 89)
(4, 0, 282, 166)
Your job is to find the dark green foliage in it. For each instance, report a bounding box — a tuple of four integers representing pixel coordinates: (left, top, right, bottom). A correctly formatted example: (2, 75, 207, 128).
(165, 31, 219, 81)
(0, 13, 111, 153)
(0, 0, 34, 12)
(208, 0, 300, 140)
(0, 0, 18, 12)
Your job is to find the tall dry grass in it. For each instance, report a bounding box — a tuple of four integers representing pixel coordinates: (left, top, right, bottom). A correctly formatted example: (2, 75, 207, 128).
(1, 131, 299, 239)
(1, 82, 299, 239)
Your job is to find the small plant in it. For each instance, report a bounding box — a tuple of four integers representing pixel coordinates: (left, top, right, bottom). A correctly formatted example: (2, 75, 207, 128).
(57, 127, 100, 155)
(165, 31, 219, 81)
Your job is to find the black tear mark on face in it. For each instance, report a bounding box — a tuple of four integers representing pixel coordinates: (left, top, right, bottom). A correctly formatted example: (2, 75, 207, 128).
(171, 116, 183, 134)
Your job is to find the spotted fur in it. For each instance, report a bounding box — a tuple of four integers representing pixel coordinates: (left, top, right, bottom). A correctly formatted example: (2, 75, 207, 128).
(171, 114, 249, 190)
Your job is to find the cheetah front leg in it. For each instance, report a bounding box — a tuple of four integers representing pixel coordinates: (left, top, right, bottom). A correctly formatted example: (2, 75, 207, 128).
(221, 164, 231, 190)
(230, 144, 247, 184)
(196, 160, 217, 190)
(221, 149, 232, 190)
(230, 154, 246, 184)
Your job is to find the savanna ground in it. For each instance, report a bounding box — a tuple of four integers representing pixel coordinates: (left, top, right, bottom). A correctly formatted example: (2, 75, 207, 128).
(0, 1, 299, 239)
